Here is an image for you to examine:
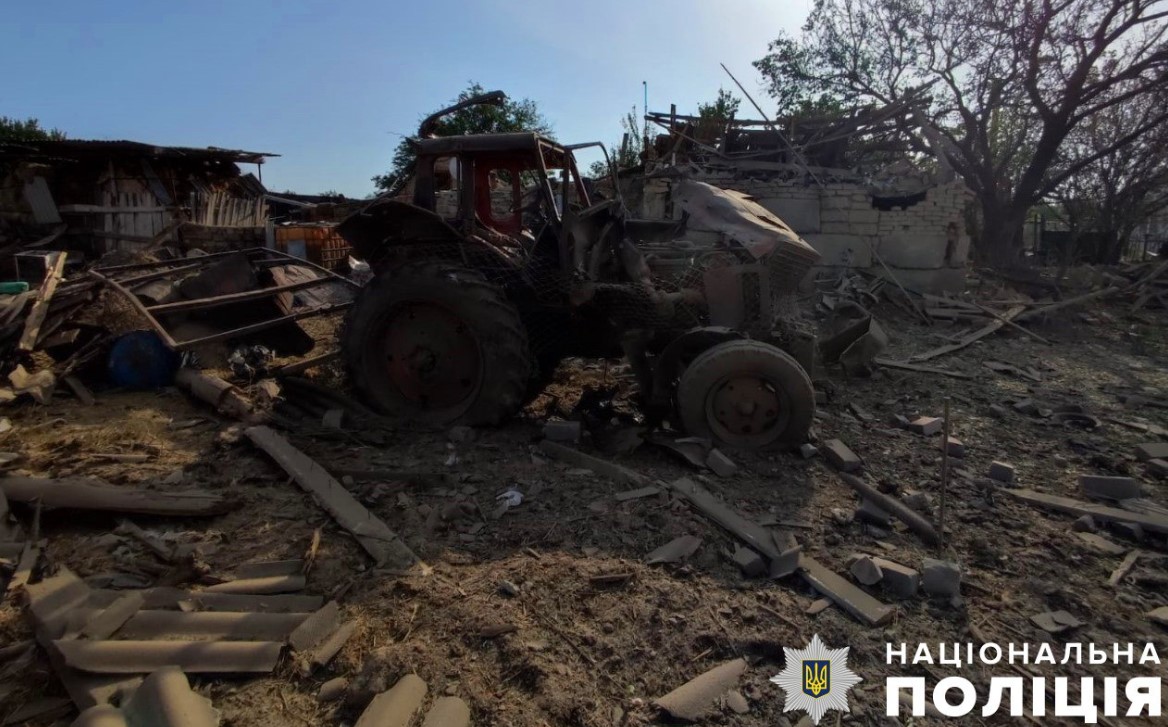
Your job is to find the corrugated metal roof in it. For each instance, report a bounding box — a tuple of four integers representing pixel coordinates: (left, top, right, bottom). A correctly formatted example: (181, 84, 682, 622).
(0, 139, 278, 164)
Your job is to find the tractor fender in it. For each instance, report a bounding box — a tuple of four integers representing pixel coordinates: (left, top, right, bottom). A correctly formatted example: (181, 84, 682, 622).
(336, 199, 515, 272)
(650, 326, 743, 405)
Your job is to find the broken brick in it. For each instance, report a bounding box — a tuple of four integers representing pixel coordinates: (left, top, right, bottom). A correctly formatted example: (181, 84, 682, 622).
(731, 547, 766, 578)
(822, 439, 862, 472)
(900, 490, 932, 513)
(1079, 475, 1143, 501)
(871, 557, 920, 599)
(944, 436, 965, 458)
(1147, 459, 1168, 479)
(849, 556, 883, 586)
(799, 443, 819, 459)
(987, 461, 1015, 484)
(1135, 442, 1168, 461)
(908, 416, 943, 436)
(1071, 515, 1097, 533)
(848, 403, 875, 422)
(921, 558, 961, 597)
(705, 449, 738, 477)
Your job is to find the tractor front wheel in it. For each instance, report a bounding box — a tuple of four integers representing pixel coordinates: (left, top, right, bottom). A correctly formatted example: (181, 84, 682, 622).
(676, 340, 814, 450)
(342, 261, 532, 425)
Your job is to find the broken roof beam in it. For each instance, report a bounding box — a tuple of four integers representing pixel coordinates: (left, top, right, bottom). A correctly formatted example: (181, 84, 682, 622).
(0, 476, 237, 517)
(245, 426, 422, 571)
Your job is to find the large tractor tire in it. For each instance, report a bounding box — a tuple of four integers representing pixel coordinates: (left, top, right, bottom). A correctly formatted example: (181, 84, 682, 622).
(676, 339, 814, 450)
(342, 261, 532, 426)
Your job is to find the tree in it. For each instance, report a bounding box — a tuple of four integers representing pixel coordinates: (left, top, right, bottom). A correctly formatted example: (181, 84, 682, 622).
(372, 83, 551, 194)
(588, 107, 646, 178)
(1051, 85, 1168, 263)
(0, 116, 65, 142)
(754, 0, 1168, 266)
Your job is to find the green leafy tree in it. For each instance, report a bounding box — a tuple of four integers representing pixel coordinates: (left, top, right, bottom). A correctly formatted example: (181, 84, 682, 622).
(588, 108, 645, 178)
(0, 116, 65, 142)
(753, 0, 1168, 266)
(372, 83, 551, 194)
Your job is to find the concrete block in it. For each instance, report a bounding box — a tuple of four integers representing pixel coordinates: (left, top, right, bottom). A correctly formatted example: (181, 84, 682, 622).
(822, 439, 863, 472)
(543, 420, 581, 443)
(1111, 522, 1146, 542)
(1147, 459, 1168, 479)
(987, 461, 1015, 484)
(799, 443, 819, 459)
(944, 437, 965, 458)
(732, 547, 767, 578)
(1079, 475, 1143, 501)
(706, 449, 738, 478)
(871, 557, 920, 598)
(1135, 442, 1168, 461)
(921, 558, 961, 597)
(908, 416, 943, 436)
(802, 234, 873, 267)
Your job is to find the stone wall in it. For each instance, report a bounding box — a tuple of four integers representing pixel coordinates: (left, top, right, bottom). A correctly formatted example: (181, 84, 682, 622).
(640, 175, 973, 292)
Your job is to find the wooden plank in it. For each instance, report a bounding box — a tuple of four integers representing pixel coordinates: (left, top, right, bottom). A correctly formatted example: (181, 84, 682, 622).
(54, 640, 282, 674)
(18, 251, 67, 352)
(538, 441, 651, 486)
(245, 426, 421, 570)
(668, 478, 780, 559)
(874, 358, 974, 379)
(59, 204, 171, 214)
(63, 376, 96, 406)
(1015, 287, 1120, 322)
(908, 305, 1026, 362)
(1108, 550, 1142, 587)
(0, 476, 236, 517)
(799, 555, 895, 627)
(1003, 489, 1168, 535)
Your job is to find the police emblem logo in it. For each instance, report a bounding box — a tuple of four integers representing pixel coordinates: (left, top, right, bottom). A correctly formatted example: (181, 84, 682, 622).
(772, 634, 861, 725)
(803, 659, 830, 697)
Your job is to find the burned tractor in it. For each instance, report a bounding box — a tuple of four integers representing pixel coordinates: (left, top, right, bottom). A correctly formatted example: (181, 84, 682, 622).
(338, 92, 822, 449)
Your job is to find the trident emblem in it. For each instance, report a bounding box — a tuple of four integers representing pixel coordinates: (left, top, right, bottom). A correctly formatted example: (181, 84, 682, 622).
(803, 660, 830, 698)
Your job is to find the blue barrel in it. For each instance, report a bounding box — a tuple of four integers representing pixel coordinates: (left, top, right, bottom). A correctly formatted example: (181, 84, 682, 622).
(107, 330, 181, 390)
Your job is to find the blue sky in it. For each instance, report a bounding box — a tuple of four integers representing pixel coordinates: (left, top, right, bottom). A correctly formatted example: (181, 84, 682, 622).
(3, 1, 812, 197)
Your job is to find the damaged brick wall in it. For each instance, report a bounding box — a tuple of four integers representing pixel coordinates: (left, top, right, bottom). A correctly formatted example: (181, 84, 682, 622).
(642, 175, 973, 292)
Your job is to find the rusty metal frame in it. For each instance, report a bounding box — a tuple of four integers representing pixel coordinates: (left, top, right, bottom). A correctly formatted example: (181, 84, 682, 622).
(90, 247, 360, 353)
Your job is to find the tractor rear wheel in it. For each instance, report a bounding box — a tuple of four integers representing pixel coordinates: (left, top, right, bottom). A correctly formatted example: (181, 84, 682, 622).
(342, 261, 532, 425)
(676, 340, 814, 450)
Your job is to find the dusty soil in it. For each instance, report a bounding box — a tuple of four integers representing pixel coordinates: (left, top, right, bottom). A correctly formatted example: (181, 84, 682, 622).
(1, 279, 1166, 727)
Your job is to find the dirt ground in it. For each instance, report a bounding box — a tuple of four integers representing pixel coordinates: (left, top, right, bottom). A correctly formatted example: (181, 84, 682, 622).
(1, 278, 1166, 726)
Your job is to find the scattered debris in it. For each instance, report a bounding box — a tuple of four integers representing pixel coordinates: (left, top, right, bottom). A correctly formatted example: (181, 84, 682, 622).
(1079, 474, 1143, 501)
(705, 448, 738, 477)
(921, 558, 962, 597)
(0, 476, 236, 517)
(646, 535, 703, 565)
(245, 426, 421, 570)
(355, 674, 427, 727)
(988, 461, 1015, 484)
(822, 439, 862, 472)
(799, 555, 894, 627)
(1004, 489, 1168, 535)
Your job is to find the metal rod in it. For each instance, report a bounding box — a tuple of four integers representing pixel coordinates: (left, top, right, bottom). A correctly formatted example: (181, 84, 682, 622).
(115, 262, 207, 288)
(939, 398, 951, 548)
(719, 62, 822, 186)
(171, 303, 352, 351)
(272, 351, 341, 377)
(87, 270, 181, 349)
(145, 277, 333, 315)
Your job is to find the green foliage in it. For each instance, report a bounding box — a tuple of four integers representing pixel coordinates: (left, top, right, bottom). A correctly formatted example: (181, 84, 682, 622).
(372, 83, 551, 193)
(588, 108, 645, 178)
(0, 116, 65, 142)
(697, 89, 741, 124)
